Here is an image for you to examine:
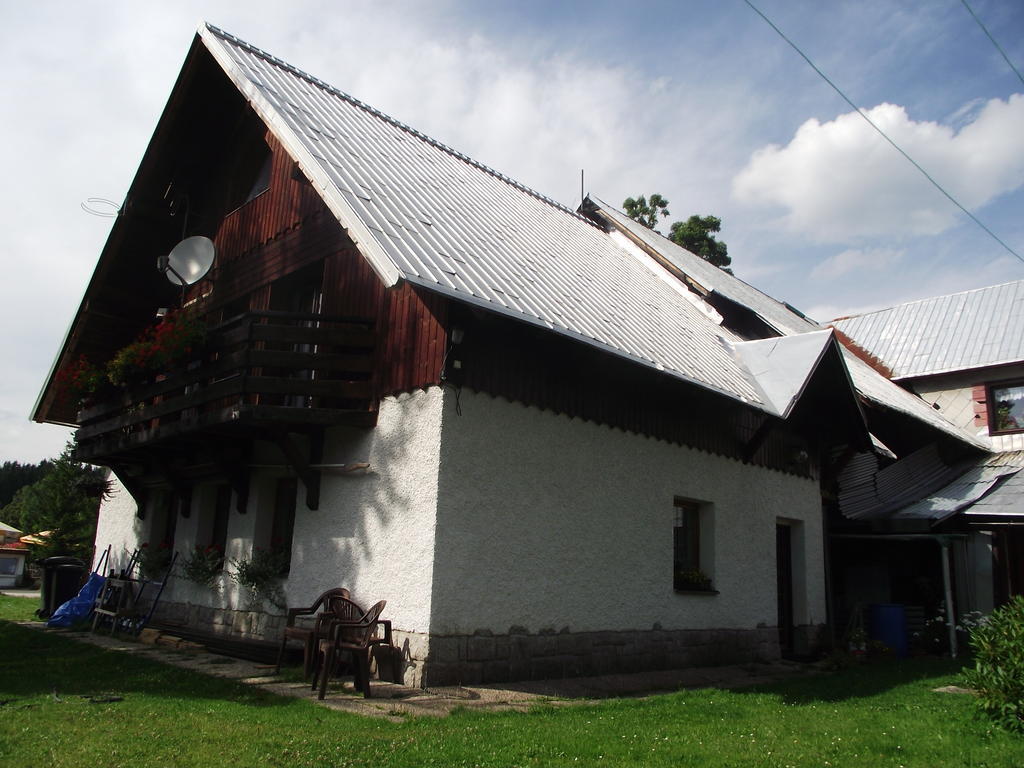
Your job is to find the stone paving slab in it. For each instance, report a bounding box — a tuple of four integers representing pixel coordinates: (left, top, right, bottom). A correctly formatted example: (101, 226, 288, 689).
(18, 621, 820, 719)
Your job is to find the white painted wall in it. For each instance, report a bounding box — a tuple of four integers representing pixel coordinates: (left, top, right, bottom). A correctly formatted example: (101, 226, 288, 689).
(91, 389, 444, 632)
(282, 389, 442, 632)
(430, 388, 826, 635)
(91, 473, 142, 574)
(91, 385, 826, 640)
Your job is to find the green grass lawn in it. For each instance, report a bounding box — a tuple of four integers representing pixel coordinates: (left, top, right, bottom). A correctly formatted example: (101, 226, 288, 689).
(1, 595, 1021, 767)
(0, 592, 42, 622)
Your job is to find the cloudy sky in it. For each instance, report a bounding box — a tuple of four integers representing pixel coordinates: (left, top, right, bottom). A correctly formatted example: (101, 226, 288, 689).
(2, 0, 1023, 463)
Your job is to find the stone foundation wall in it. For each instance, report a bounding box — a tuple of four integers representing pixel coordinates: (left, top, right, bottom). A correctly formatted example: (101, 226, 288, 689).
(417, 626, 782, 687)
(151, 600, 286, 644)
(151, 600, 816, 687)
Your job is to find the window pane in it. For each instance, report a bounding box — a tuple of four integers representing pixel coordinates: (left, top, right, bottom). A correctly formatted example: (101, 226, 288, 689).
(272, 478, 297, 573)
(992, 383, 1024, 432)
(673, 499, 700, 572)
(210, 485, 231, 566)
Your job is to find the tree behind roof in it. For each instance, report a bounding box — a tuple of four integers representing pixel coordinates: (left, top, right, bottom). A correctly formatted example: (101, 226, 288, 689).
(622, 194, 732, 274)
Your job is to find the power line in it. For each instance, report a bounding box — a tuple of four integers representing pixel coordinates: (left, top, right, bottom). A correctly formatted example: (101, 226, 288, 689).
(961, 0, 1024, 87)
(742, 0, 1023, 264)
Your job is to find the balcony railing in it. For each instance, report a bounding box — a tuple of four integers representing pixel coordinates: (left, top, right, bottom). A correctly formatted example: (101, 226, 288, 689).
(74, 311, 376, 462)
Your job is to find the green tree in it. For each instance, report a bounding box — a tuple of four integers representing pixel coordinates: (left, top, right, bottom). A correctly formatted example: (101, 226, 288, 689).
(623, 195, 732, 274)
(623, 194, 670, 229)
(0, 460, 52, 508)
(0, 443, 107, 561)
(668, 215, 732, 274)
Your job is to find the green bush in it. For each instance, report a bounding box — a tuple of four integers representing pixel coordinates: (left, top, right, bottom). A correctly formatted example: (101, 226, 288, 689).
(963, 595, 1024, 732)
(230, 546, 289, 609)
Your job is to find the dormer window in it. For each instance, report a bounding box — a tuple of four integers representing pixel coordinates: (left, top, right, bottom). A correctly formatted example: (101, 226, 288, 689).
(989, 381, 1024, 434)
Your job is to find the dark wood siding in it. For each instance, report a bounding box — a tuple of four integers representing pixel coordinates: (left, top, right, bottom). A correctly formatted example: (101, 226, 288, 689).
(199, 131, 448, 398)
(322, 245, 447, 396)
(450, 306, 820, 477)
(204, 133, 338, 310)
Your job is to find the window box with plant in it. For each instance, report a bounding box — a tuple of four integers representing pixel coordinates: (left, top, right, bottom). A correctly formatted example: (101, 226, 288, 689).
(55, 310, 206, 405)
(673, 568, 714, 592)
(180, 544, 225, 588)
(136, 541, 174, 581)
(231, 543, 290, 609)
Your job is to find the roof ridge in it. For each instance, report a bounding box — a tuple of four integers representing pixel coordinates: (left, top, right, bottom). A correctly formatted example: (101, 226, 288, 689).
(837, 277, 1024, 321)
(202, 23, 596, 228)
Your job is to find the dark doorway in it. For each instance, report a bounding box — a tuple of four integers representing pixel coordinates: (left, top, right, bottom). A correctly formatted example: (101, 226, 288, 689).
(776, 523, 794, 655)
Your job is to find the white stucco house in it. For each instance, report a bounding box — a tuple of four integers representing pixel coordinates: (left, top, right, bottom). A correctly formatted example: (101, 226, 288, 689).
(33, 24, 986, 685)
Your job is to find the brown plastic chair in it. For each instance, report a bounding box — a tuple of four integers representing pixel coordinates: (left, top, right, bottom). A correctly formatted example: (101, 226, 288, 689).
(315, 600, 390, 699)
(307, 595, 366, 685)
(274, 587, 351, 677)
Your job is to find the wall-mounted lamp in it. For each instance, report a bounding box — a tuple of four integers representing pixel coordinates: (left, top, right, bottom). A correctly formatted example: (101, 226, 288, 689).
(451, 326, 465, 344)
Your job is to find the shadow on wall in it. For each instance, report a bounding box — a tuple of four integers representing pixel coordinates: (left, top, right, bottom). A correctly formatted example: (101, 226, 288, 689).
(288, 391, 436, 615)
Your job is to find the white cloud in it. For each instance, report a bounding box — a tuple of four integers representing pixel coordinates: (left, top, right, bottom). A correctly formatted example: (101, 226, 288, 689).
(810, 247, 904, 281)
(732, 95, 1024, 241)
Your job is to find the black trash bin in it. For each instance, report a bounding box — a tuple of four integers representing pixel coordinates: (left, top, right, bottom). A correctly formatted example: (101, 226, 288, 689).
(38, 556, 86, 619)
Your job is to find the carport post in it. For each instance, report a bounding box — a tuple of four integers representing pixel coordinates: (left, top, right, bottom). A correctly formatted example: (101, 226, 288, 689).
(939, 536, 958, 658)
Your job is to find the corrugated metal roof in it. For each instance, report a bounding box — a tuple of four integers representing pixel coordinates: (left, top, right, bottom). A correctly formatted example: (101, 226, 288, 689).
(889, 456, 1022, 523)
(589, 198, 820, 336)
(965, 452, 1024, 518)
(839, 444, 966, 521)
(831, 280, 1024, 380)
(195, 24, 984, 447)
(587, 198, 983, 447)
(840, 449, 1024, 524)
(840, 350, 987, 447)
(199, 24, 767, 409)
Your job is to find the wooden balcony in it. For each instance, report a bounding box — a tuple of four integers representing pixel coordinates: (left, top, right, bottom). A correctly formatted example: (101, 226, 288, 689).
(74, 311, 377, 466)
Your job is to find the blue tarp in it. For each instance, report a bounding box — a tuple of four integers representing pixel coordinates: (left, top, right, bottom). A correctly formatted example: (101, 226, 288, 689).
(46, 571, 106, 628)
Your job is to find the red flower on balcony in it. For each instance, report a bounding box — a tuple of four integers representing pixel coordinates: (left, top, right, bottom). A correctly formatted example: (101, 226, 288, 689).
(106, 311, 206, 387)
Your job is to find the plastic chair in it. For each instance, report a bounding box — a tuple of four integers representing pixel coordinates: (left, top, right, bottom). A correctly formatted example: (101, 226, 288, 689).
(315, 600, 390, 699)
(274, 587, 351, 677)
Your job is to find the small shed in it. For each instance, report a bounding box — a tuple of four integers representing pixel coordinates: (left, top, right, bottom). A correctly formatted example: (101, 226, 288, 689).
(0, 521, 28, 588)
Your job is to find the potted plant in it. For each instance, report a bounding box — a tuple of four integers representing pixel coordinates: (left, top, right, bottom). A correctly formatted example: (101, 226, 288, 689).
(106, 311, 206, 387)
(180, 544, 225, 588)
(674, 568, 713, 592)
(231, 544, 290, 609)
(55, 354, 111, 406)
(136, 541, 174, 581)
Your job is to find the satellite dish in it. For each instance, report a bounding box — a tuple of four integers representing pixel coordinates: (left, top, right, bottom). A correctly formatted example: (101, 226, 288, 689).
(158, 236, 216, 286)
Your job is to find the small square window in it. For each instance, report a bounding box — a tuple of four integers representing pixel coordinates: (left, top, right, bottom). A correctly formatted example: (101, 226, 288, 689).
(988, 381, 1024, 434)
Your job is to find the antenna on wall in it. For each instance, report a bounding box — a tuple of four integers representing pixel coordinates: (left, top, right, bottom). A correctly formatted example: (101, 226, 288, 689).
(157, 236, 216, 305)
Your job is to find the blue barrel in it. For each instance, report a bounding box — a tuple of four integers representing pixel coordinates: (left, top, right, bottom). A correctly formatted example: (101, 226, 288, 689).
(869, 603, 908, 658)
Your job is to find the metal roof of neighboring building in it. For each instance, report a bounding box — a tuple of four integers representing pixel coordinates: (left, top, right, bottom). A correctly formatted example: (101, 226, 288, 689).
(585, 197, 983, 447)
(886, 452, 1023, 524)
(830, 279, 1024, 380)
(964, 452, 1024, 520)
(840, 449, 1024, 524)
